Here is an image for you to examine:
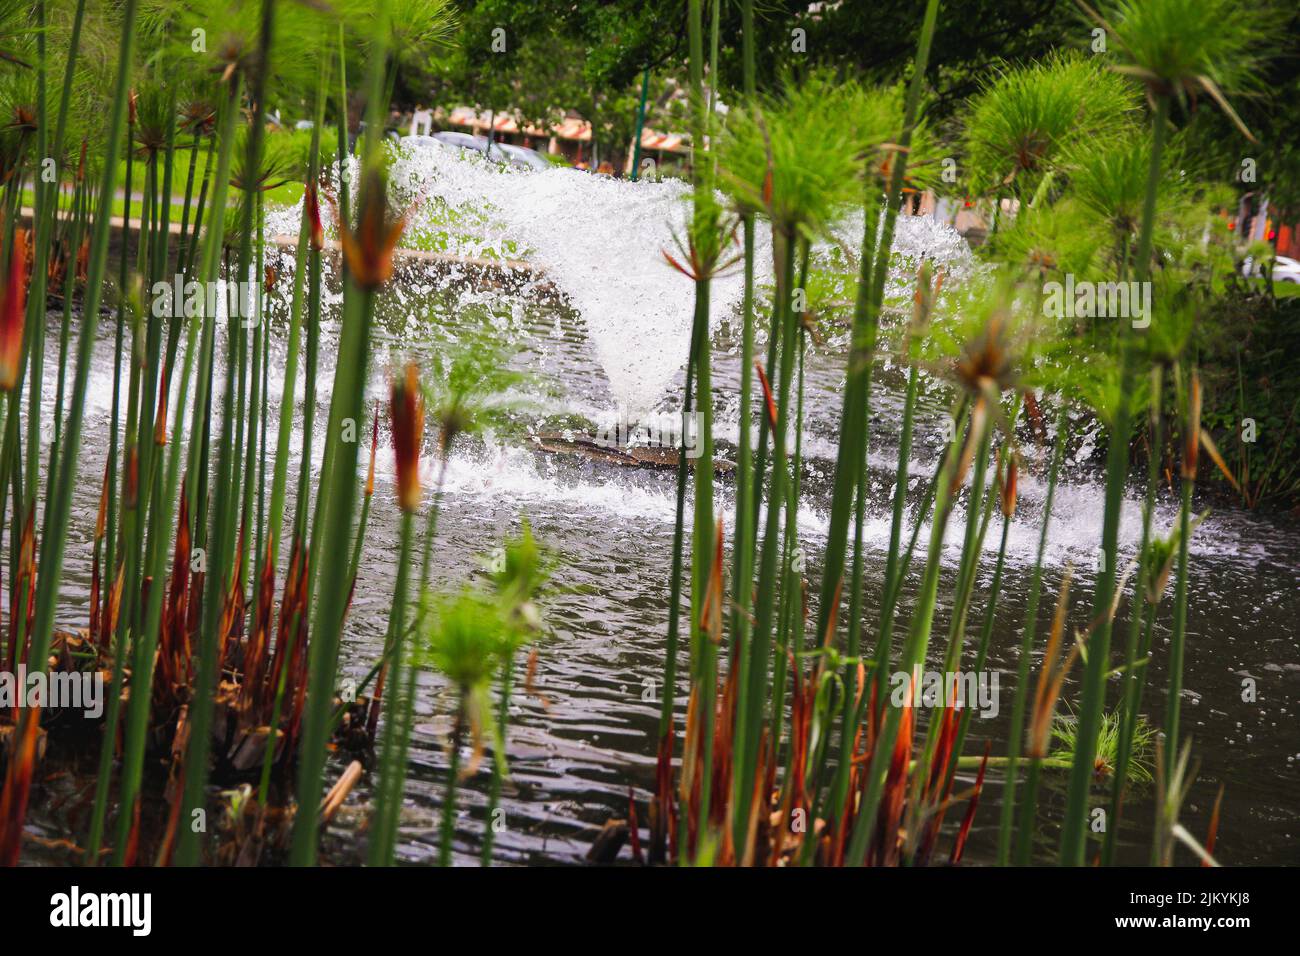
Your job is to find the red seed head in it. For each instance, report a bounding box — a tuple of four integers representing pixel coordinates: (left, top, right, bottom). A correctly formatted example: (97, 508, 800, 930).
(154, 364, 170, 447)
(389, 363, 424, 513)
(338, 165, 406, 289)
(76, 236, 89, 284)
(1001, 448, 1019, 518)
(1183, 373, 1202, 481)
(0, 229, 30, 391)
(366, 404, 378, 498)
(305, 183, 324, 252)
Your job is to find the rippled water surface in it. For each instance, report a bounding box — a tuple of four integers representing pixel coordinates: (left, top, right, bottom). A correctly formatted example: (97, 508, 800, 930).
(26, 144, 1300, 866)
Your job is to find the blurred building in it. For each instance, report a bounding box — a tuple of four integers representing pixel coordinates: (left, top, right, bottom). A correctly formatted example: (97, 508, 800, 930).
(399, 105, 691, 176)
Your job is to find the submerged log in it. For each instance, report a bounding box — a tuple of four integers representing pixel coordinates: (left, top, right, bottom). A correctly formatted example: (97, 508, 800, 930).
(534, 432, 735, 475)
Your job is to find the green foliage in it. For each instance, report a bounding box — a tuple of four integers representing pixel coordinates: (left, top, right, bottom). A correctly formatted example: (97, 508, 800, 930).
(422, 320, 530, 445)
(961, 51, 1138, 196)
(137, 0, 322, 101)
(423, 11, 637, 161)
(1053, 710, 1155, 785)
(423, 590, 507, 690)
(982, 197, 1106, 284)
(1085, 0, 1270, 122)
(487, 520, 548, 632)
(1198, 292, 1300, 508)
(920, 272, 1043, 396)
(963, 45, 1264, 446)
(717, 72, 870, 237)
(230, 123, 306, 191)
(1061, 130, 1171, 243)
(343, 0, 456, 68)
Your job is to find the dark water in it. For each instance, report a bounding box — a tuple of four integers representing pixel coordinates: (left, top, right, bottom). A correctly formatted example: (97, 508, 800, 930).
(22, 265, 1300, 867)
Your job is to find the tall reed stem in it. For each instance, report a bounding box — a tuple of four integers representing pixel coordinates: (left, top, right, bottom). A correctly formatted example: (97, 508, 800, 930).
(1104, 367, 1163, 864)
(997, 408, 1066, 864)
(1165, 367, 1197, 778)
(292, 14, 390, 864)
(37, 0, 140, 863)
(176, 0, 276, 865)
(1060, 94, 1168, 866)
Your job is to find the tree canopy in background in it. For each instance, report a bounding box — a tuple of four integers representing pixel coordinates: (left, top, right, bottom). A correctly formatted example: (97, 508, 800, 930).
(398, 0, 1295, 210)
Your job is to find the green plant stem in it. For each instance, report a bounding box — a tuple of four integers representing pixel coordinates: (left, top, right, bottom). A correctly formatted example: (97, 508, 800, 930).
(998, 407, 1066, 865)
(1059, 94, 1167, 866)
(1104, 368, 1163, 864)
(846, 391, 972, 866)
(734, 232, 796, 856)
(37, 0, 140, 862)
(726, 0, 757, 854)
(175, 24, 270, 862)
(480, 652, 515, 866)
(368, 508, 416, 865)
(438, 698, 467, 866)
(1165, 372, 1195, 779)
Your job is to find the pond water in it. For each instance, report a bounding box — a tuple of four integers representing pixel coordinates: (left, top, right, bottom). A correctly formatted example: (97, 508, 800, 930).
(22, 145, 1300, 866)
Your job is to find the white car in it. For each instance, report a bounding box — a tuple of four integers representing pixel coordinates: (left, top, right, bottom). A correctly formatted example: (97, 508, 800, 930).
(430, 131, 551, 171)
(1272, 255, 1300, 284)
(401, 134, 453, 153)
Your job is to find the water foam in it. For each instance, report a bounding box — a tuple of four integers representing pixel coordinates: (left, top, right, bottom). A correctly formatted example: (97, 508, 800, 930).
(269, 140, 974, 416)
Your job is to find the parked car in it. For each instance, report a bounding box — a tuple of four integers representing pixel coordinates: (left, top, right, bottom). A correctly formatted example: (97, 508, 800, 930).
(431, 130, 493, 155)
(430, 131, 550, 171)
(494, 142, 552, 171)
(1242, 254, 1300, 283)
(400, 134, 453, 153)
(1272, 255, 1300, 284)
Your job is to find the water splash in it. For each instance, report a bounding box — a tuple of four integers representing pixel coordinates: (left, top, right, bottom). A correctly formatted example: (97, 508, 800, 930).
(254, 142, 1267, 576)
(270, 141, 973, 416)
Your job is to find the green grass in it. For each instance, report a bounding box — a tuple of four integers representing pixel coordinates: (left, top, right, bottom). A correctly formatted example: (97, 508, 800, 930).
(28, 148, 304, 212)
(24, 188, 197, 227)
(29, 157, 525, 260)
(1054, 711, 1156, 786)
(1249, 278, 1300, 298)
(120, 140, 306, 207)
